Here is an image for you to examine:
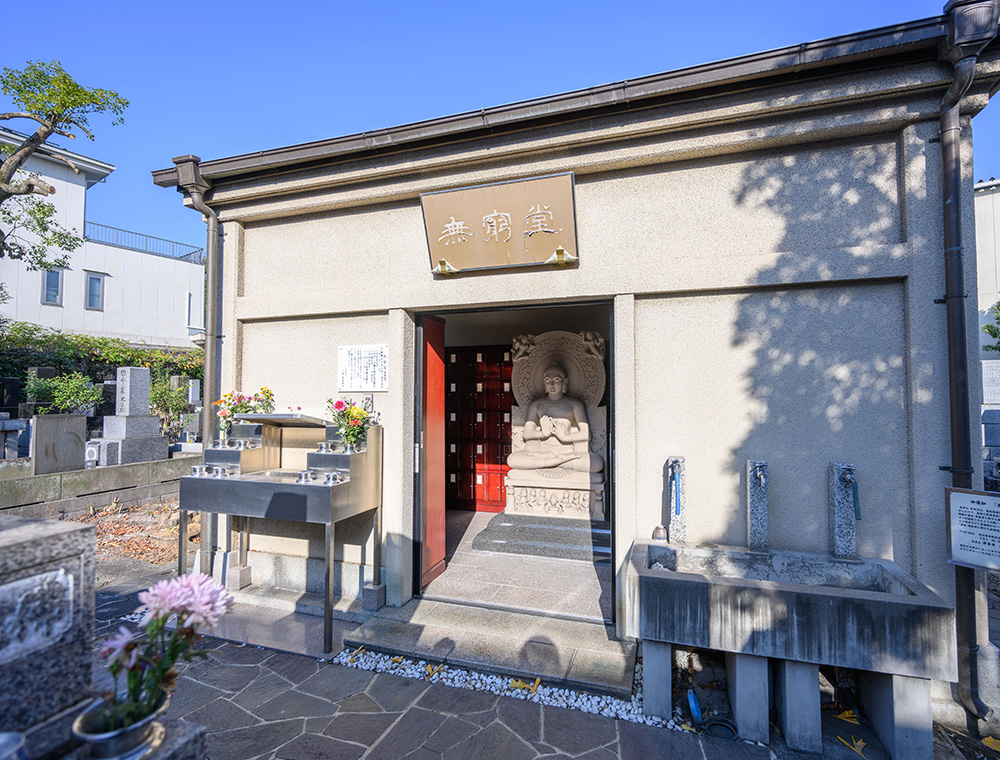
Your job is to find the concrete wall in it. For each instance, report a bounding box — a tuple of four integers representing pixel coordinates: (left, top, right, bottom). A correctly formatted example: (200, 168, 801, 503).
(0, 453, 201, 520)
(633, 283, 909, 565)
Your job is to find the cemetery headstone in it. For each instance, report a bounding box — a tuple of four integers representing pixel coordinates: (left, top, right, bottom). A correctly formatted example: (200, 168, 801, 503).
(99, 367, 168, 464)
(0, 515, 94, 758)
(30, 414, 86, 475)
(0, 412, 26, 460)
(0, 376, 20, 418)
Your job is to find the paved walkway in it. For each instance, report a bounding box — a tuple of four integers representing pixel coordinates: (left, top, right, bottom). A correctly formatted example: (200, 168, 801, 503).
(92, 573, 771, 760)
(90, 565, 1000, 760)
(424, 511, 612, 622)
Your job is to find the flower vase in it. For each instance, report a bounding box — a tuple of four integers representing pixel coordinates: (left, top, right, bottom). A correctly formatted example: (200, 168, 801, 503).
(72, 693, 169, 760)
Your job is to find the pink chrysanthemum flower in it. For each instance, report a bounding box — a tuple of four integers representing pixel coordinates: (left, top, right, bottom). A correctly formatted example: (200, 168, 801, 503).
(100, 626, 139, 669)
(333, 400, 347, 411)
(172, 573, 234, 629)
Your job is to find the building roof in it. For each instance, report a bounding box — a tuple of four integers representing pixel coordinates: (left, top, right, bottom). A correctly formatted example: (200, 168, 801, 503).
(151, 13, 996, 191)
(0, 127, 115, 188)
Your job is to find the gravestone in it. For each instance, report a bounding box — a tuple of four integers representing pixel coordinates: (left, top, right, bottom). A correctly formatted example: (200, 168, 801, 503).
(30, 414, 87, 475)
(0, 376, 20, 418)
(0, 515, 95, 759)
(96, 382, 117, 416)
(0, 412, 27, 460)
(181, 378, 202, 441)
(99, 366, 168, 464)
(86, 384, 115, 440)
(18, 367, 55, 418)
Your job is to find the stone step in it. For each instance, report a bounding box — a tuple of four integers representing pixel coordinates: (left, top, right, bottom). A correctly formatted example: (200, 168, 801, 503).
(343, 599, 635, 699)
(471, 514, 611, 562)
(228, 584, 372, 624)
(419, 592, 609, 625)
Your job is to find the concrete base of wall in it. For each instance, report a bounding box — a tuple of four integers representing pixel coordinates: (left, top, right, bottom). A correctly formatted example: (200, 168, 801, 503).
(725, 652, 770, 743)
(247, 551, 372, 600)
(857, 671, 933, 760)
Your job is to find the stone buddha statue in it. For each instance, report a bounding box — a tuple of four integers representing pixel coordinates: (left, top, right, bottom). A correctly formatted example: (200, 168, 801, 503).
(506, 364, 604, 474)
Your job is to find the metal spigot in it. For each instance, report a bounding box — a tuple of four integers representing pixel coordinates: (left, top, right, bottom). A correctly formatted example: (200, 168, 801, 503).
(755, 464, 767, 488)
(841, 469, 860, 520)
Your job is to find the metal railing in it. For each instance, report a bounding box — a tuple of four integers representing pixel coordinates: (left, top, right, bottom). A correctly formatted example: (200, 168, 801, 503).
(84, 222, 205, 264)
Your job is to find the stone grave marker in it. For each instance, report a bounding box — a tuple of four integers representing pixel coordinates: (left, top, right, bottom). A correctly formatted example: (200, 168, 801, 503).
(97, 366, 167, 464)
(0, 376, 20, 418)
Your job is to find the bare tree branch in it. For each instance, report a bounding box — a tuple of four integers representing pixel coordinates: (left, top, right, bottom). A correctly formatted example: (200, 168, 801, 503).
(0, 177, 56, 197)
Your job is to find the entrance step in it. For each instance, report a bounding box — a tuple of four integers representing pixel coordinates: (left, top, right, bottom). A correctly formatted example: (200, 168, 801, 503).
(343, 599, 636, 699)
(470, 513, 611, 562)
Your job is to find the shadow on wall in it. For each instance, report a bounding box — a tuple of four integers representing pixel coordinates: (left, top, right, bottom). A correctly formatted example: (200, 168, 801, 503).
(723, 138, 913, 566)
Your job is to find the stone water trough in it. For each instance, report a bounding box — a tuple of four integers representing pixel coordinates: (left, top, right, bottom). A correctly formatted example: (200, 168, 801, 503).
(625, 540, 955, 758)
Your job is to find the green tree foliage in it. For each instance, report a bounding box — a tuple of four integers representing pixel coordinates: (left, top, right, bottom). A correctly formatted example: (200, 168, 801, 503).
(26, 371, 102, 414)
(0, 61, 127, 268)
(0, 321, 203, 402)
(985, 303, 1000, 354)
(149, 378, 194, 440)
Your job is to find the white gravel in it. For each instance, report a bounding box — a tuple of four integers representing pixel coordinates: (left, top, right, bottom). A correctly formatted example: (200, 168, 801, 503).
(328, 645, 680, 730)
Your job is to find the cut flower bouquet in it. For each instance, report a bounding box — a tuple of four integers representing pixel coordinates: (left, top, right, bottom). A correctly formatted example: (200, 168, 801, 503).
(213, 386, 275, 435)
(92, 573, 233, 730)
(326, 398, 377, 446)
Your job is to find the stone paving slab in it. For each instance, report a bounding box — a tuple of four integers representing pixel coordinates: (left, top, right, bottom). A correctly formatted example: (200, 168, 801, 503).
(89, 574, 895, 759)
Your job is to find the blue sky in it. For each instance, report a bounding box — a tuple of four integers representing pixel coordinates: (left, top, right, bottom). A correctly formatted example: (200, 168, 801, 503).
(4, 0, 998, 249)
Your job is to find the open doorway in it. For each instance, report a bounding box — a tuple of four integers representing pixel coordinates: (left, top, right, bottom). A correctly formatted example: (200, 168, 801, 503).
(415, 302, 614, 623)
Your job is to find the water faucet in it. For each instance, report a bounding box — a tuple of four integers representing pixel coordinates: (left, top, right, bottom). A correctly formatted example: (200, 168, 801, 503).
(841, 469, 860, 520)
(669, 460, 681, 516)
(754, 463, 766, 488)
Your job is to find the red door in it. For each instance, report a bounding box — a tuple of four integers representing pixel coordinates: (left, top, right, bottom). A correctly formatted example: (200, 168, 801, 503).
(445, 345, 512, 511)
(421, 316, 447, 588)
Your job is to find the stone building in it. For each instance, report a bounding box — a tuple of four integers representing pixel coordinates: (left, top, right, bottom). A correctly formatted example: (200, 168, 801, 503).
(156, 5, 1000, 754)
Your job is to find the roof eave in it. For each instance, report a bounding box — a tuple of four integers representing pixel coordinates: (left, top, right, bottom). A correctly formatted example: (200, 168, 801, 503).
(152, 15, 949, 189)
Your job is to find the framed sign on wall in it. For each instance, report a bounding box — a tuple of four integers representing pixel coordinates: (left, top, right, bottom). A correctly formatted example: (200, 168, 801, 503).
(338, 345, 389, 392)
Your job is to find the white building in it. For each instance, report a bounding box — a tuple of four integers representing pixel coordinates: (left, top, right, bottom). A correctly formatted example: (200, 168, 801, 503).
(0, 130, 204, 348)
(978, 178, 1000, 358)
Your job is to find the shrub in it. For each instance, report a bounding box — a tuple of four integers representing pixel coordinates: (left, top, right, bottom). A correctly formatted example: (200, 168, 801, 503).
(26, 371, 102, 414)
(0, 321, 203, 400)
(149, 377, 194, 441)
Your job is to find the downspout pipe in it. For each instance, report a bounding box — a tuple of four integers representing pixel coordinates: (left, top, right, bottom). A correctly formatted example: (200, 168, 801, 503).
(173, 154, 220, 576)
(937, 0, 1000, 729)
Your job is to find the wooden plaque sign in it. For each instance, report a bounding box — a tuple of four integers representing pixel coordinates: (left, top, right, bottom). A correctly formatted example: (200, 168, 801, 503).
(420, 173, 578, 273)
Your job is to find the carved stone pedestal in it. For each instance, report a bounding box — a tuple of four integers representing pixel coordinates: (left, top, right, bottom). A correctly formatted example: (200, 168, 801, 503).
(506, 470, 605, 521)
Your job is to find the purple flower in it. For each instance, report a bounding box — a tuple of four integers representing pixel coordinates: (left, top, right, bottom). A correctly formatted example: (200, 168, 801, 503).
(101, 626, 138, 669)
(137, 573, 233, 629)
(138, 577, 186, 623)
(173, 573, 234, 629)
